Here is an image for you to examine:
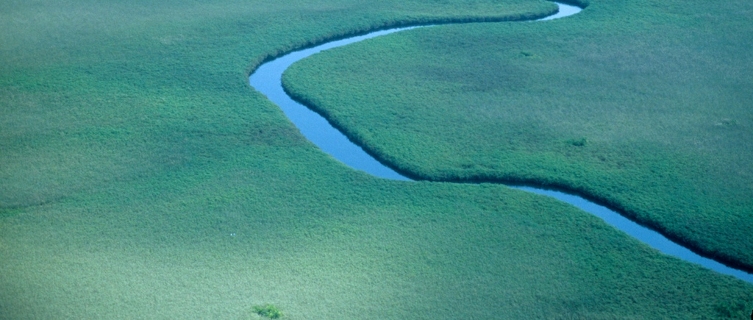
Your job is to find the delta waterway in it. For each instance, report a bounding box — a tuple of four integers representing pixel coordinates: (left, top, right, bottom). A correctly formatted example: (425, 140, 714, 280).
(249, 2, 753, 284)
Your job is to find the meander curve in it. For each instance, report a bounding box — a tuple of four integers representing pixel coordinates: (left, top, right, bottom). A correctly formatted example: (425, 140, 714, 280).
(249, 2, 753, 284)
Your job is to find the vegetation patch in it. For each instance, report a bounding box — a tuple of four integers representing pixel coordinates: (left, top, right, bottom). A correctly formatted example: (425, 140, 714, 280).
(713, 301, 750, 318)
(566, 137, 587, 147)
(253, 304, 283, 319)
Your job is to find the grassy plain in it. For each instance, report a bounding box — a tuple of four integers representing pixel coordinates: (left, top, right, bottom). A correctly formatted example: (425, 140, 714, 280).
(1, 0, 752, 318)
(283, 0, 753, 272)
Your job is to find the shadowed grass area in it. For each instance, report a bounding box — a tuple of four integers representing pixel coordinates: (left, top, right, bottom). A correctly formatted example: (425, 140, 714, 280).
(2, 0, 753, 318)
(3, 168, 753, 318)
(283, 0, 753, 271)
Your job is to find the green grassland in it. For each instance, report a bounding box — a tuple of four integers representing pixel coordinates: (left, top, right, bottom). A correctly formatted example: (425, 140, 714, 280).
(283, 0, 753, 272)
(2, 0, 752, 318)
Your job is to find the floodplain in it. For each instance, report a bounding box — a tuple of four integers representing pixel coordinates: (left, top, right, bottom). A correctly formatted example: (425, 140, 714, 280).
(1, 0, 752, 318)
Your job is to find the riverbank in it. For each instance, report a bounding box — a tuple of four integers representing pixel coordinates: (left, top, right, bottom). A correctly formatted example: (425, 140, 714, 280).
(283, 0, 753, 273)
(252, 1, 753, 283)
(1, 0, 752, 318)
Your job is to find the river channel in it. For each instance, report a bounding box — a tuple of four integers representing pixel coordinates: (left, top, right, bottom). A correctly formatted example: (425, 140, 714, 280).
(249, 2, 753, 284)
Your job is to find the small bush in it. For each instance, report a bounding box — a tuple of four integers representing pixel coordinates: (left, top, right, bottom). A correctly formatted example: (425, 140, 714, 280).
(566, 137, 587, 147)
(253, 304, 283, 319)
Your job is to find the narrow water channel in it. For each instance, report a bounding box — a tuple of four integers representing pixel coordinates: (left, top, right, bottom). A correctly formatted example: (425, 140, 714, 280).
(249, 2, 753, 284)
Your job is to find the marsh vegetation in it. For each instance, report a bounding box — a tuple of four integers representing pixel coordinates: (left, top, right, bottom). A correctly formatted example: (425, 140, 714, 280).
(1, 0, 752, 318)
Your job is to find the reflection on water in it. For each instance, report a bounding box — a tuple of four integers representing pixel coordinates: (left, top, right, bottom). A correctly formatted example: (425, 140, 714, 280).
(538, 2, 581, 21)
(249, 2, 753, 284)
(515, 187, 753, 283)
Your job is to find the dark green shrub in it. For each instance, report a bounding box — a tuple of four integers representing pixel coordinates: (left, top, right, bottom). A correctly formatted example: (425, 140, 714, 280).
(253, 304, 283, 319)
(566, 137, 587, 147)
(713, 301, 747, 318)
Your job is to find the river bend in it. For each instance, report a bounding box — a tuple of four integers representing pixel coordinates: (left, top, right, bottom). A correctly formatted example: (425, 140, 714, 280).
(249, 2, 753, 284)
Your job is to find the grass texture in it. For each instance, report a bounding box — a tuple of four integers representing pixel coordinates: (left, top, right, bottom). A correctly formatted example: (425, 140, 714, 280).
(1, 0, 752, 318)
(283, 0, 753, 272)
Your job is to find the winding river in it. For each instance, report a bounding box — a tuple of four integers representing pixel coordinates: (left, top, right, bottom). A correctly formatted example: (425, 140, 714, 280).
(249, 2, 753, 284)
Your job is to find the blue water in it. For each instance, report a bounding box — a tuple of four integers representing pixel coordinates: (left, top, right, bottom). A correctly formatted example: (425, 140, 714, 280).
(250, 28, 414, 180)
(249, 2, 753, 284)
